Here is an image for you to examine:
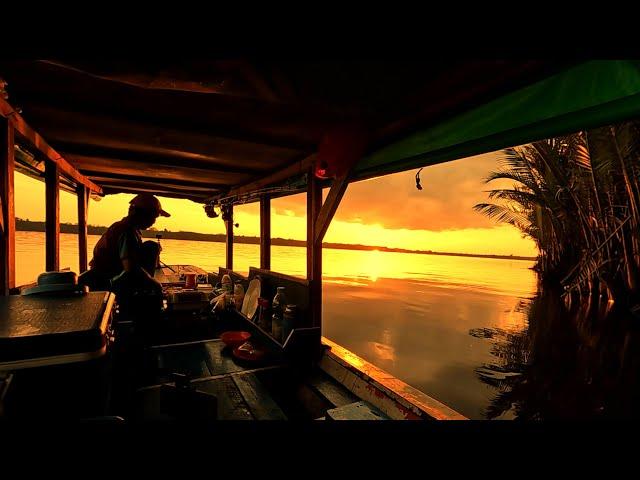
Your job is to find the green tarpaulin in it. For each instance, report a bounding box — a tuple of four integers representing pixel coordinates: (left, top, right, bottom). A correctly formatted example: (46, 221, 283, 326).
(356, 60, 640, 180)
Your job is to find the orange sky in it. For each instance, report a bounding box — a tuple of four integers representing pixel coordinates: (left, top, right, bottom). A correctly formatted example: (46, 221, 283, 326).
(13, 151, 538, 257)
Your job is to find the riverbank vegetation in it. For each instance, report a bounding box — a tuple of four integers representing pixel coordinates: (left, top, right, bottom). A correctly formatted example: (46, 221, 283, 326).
(475, 120, 640, 311)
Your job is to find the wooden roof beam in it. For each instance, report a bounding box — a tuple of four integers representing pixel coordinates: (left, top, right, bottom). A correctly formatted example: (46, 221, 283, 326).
(101, 185, 208, 202)
(0, 98, 103, 194)
(58, 143, 262, 176)
(90, 177, 221, 195)
(23, 107, 301, 172)
(57, 142, 266, 176)
(64, 154, 254, 186)
(100, 185, 216, 200)
(37, 60, 230, 95)
(208, 153, 317, 203)
(83, 172, 226, 191)
(22, 104, 310, 161)
(37, 59, 286, 102)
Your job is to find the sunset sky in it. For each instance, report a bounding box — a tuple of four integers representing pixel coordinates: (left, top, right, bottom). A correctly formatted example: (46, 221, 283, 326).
(14, 150, 538, 257)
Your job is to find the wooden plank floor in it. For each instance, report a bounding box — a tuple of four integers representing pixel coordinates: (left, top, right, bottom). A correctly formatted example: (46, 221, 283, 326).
(136, 369, 289, 420)
(132, 338, 375, 421)
(232, 373, 287, 420)
(141, 339, 260, 386)
(307, 371, 359, 408)
(134, 338, 290, 420)
(204, 342, 247, 376)
(198, 376, 254, 420)
(326, 401, 389, 420)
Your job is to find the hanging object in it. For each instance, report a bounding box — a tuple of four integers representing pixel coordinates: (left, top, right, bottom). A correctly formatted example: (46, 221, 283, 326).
(415, 167, 424, 190)
(204, 202, 219, 218)
(315, 123, 369, 179)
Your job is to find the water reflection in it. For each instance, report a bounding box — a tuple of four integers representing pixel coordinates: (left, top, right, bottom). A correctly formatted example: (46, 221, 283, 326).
(370, 328, 396, 365)
(19, 230, 638, 418)
(16, 232, 537, 297)
(474, 288, 640, 419)
(16, 231, 537, 418)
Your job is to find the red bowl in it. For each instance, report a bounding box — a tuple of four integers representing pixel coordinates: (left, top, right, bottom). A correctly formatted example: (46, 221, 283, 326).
(220, 331, 251, 349)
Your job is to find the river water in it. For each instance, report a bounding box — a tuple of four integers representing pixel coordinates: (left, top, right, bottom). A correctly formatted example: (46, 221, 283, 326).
(15, 231, 538, 419)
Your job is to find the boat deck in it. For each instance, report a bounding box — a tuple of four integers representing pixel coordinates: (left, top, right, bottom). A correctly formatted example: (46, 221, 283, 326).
(107, 271, 367, 421)
(129, 338, 364, 421)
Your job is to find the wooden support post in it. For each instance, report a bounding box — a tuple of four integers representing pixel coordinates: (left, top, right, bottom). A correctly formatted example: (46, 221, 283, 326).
(225, 204, 234, 270)
(307, 171, 323, 329)
(315, 171, 350, 244)
(77, 184, 89, 272)
(260, 195, 271, 270)
(0, 118, 15, 295)
(307, 160, 358, 331)
(45, 160, 60, 272)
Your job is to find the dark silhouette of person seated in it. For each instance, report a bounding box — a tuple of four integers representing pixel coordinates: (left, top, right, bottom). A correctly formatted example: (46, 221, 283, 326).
(81, 194, 170, 312)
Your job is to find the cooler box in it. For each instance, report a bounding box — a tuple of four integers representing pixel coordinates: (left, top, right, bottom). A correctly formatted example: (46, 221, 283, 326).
(0, 292, 116, 418)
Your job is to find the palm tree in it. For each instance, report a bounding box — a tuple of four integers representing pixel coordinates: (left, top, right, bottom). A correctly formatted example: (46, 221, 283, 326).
(475, 121, 640, 307)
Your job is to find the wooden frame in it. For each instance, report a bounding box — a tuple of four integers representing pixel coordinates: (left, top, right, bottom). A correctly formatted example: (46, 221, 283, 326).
(225, 204, 233, 270)
(260, 195, 271, 270)
(45, 160, 60, 271)
(0, 118, 15, 295)
(77, 184, 89, 272)
(320, 338, 467, 420)
(208, 154, 316, 203)
(1, 97, 102, 278)
(0, 98, 102, 195)
(314, 171, 350, 244)
(307, 169, 323, 329)
(305, 159, 357, 330)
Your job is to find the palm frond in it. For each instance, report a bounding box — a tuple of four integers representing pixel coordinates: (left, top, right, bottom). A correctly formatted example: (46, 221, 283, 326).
(473, 203, 532, 229)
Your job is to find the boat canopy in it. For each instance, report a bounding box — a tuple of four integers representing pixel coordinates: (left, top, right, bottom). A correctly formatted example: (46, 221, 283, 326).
(1, 60, 640, 203)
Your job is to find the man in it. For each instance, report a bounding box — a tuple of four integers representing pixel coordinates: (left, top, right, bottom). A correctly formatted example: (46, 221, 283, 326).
(86, 193, 170, 295)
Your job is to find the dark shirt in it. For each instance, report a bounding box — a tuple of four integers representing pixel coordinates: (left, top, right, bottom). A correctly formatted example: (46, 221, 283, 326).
(89, 217, 142, 280)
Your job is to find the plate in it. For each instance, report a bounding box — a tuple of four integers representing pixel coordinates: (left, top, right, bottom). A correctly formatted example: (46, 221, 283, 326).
(241, 277, 261, 320)
(232, 342, 267, 362)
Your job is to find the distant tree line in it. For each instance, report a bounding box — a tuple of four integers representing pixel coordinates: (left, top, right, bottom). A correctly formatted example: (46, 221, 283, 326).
(15, 218, 535, 261)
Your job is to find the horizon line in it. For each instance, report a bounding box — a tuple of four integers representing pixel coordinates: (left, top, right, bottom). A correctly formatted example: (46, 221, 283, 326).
(14, 217, 538, 261)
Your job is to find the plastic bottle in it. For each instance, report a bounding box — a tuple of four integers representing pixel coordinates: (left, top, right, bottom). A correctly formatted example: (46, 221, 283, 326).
(221, 274, 232, 293)
(258, 297, 271, 329)
(282, 304, 297, 344)
(271, 287, 286, 343)
(234, 282, 245, 311)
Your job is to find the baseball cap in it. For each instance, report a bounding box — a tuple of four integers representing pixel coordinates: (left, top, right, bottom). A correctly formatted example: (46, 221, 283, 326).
(129, 193, 171, 217)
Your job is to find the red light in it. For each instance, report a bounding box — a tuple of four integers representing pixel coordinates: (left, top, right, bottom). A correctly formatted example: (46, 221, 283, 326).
(314, 160, 330, 179)
(316, 123, 369, 180)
